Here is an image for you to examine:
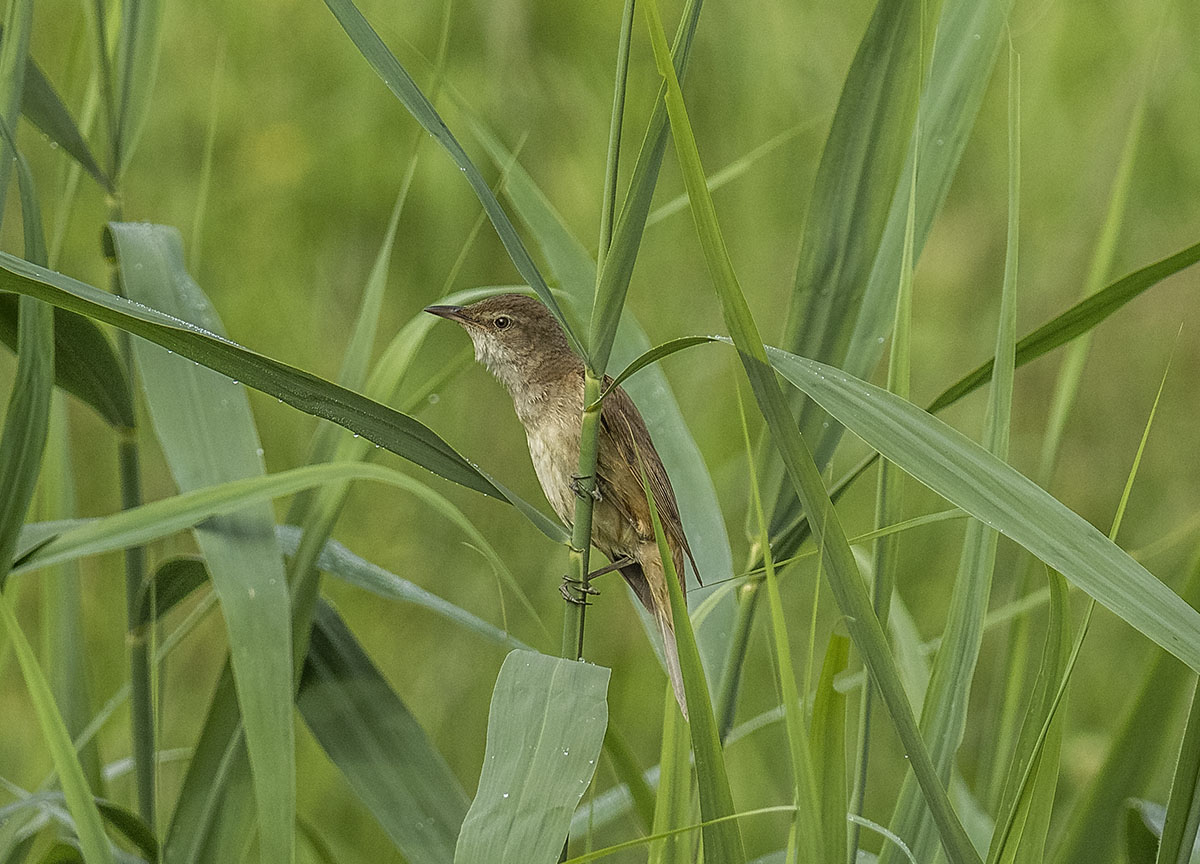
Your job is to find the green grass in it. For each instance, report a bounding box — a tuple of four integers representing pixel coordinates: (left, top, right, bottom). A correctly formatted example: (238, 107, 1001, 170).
(1, 0, 1199, 862)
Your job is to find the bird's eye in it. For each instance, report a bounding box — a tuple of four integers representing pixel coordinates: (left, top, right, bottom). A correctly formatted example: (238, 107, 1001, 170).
(493, 316, 512, 330)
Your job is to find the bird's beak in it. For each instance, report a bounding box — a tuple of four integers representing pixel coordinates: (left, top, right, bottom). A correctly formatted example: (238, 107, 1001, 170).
(424, 304, 467, 324)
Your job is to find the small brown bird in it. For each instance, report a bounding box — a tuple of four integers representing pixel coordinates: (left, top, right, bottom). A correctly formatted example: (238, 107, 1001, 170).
(426, 294, 696, 718)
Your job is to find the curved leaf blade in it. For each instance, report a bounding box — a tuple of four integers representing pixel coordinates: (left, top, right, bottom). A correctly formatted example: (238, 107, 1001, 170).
(766, 347, 1200, 672)
(454, 650, 609, 864)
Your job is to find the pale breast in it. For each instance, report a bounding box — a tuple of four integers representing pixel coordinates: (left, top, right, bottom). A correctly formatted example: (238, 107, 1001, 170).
(526, 421, 578, 527)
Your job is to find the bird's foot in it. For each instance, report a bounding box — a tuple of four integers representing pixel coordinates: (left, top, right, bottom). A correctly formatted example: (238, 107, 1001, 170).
(569, 474, 602, 502)
(559, 576, 600, 606)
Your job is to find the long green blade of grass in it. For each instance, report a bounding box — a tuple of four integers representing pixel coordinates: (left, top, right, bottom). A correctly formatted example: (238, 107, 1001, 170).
(0, 243, 555, 510)
(644, 3, 980, 860)
(453, 650, 609, 864)
(0, 597, 115, 864)
(768, 0, 926, 508)
(648, 686, 693, 864)
(300, 601, 471, 863)
(113, 0, 162, 176)
(0, 295, 132, 430)
(20, 54, 110, 190)
(0, 0, 32, 220)
(882, 46, 1022, 864)
(811, 632, 850, 864)
(739, 386, 823, 862)
(1049, 556, 1200, 862)
(11, 462, 495, 578)
(641, 451, 746, 863)
(766, 347, 1200, 672)
(318, 0, 579, 354)
(111, 223, 294, 864)
(1158, 681, 1200, 864)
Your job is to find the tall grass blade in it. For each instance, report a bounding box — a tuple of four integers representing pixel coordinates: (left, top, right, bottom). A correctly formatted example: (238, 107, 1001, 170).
(648, 687, 694, 864)
(110, 223, 293, 864)
(0, 244, 537, 506)
(927, 240, 1200, 413)
(644, 2, 979, 859)
(597, 0, 635, 270)
(985, 569, 1070, 864)
(883, 46, 1021, 864)
(768, 0, 925, 503)
(0, 599, 114, 864)
(811, 633, 850, 864)
(1127, 800, 1169, 864)
(587, 0, 703, 371)
(739, 385, 823, 862)
(275, 526, 532, 652)
(640, 448, 745, 863)
(453, 650, 609, 864)
(19, 55, 110, 190)
(318, 0, 579, 352)
(767, 348, 1200, 670)
(0, 0, 32, 219)
(1158, 682, 1200, 864)
(36, 398, 103, 792)
(1049, 556, 1200, 862)
(0, 118, 51, 580)
(113, 0, 162, 175)
(768, 0, 1015, 553)
(300, 601, 470, 863)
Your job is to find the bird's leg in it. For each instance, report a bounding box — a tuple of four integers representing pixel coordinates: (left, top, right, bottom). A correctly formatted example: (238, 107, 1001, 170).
(569, 473, 602, 502)
(559, 556, 635, 604)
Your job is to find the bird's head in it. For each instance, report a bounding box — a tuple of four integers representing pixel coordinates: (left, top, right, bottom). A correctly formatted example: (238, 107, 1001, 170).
(424, 293, 576, 393)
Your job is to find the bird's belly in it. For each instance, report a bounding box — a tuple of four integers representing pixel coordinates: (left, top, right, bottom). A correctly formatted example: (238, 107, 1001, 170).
(526, 424, 578, 527)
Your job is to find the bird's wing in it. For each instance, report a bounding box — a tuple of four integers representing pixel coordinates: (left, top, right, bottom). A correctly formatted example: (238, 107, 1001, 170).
(596, 378, 699, 585)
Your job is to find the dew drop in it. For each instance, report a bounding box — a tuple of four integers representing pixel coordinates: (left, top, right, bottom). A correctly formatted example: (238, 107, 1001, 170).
(427, 393, 440, 405)
(502, 792, 509, 799)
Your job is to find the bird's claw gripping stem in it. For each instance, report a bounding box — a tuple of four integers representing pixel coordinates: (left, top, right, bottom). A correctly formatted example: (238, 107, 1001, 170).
(569, 473, 602, 502)
(560, 575, 600, 606)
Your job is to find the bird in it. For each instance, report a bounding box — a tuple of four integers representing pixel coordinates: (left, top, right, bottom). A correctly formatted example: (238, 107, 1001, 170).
(426, 293, 696, 718)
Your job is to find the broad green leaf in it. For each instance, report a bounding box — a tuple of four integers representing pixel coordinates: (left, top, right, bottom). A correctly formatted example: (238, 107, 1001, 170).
(20, 54, 110, 189)
(454, 650, 609, 864)
(1158, 680, 1200, 864)
(112, 221, 293, 864)
(0, 296, 133, 430)
(641, 413, 745, 862)
(0, 244, 526, 504)
(113, 0, 163, 175)
(0, 596, 114, 864)
(644, 2, 979, 860)
(300, 601, 470, 863)
(766, 347, 1200, 673)
(318, 0, 579, 354)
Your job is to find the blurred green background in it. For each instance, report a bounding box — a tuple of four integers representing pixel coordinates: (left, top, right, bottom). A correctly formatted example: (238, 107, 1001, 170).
(3, 0, 1199, 858)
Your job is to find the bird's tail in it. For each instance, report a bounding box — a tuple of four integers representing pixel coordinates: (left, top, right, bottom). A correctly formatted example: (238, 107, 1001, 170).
(655, 604, 689, 721)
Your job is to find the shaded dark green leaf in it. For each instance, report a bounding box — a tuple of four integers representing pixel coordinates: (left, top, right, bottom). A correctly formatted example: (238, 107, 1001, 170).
(19, 55, 110, 189)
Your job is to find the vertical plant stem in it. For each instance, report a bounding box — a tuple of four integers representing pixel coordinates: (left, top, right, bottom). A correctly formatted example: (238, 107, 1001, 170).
(714, 573, 761, 741)
(597, 0, 635, 274)
(561, 371, 604, 660)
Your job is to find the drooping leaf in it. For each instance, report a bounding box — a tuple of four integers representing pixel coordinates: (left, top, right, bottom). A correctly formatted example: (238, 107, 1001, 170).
(454, 650, 609, 864)
(19, 54, 110, 189)
(300, 601, 471, 864)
